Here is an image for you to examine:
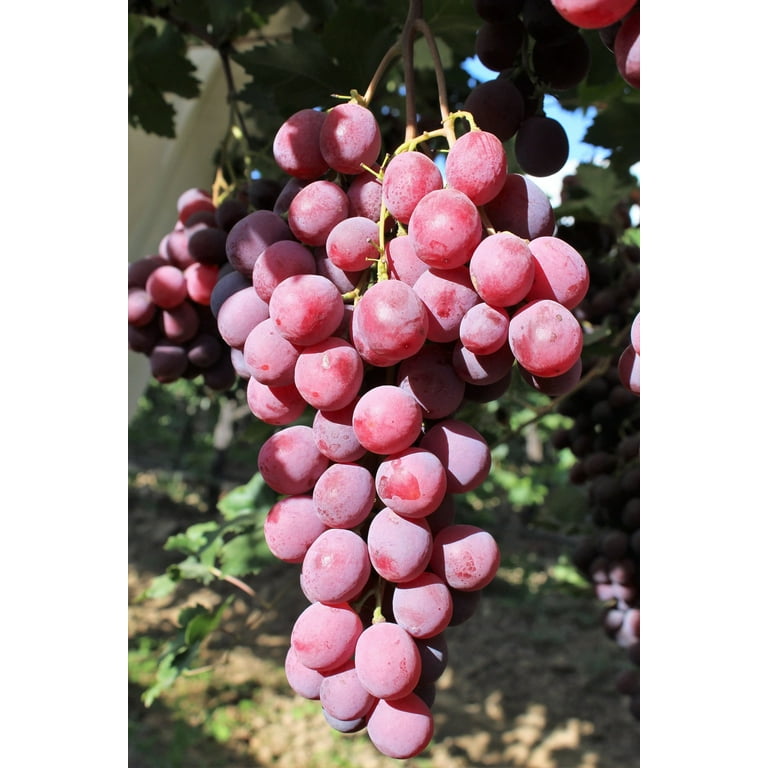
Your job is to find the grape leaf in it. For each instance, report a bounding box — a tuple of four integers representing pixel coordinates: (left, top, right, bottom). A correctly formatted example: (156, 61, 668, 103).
(128, 18, 201, 137)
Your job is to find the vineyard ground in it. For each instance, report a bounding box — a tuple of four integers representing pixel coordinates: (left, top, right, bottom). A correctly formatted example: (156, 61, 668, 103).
(128, 468, 640, 768)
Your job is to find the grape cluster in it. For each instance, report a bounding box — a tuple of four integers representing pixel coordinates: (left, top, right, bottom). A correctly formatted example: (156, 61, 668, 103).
(550, 216, 640, 719)
(464, 0, 639, 180)
(128, 188, 251, 391)
(193, 97, 598, 758)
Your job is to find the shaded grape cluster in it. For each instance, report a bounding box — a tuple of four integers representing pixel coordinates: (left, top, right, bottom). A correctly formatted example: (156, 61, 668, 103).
(550, 216, 640, 719)
(128, 188, 253, 391)
(465, 0, 639, 180)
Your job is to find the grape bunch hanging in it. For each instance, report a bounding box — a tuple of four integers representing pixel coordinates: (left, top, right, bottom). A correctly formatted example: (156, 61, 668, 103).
(129, 0, 640, 759)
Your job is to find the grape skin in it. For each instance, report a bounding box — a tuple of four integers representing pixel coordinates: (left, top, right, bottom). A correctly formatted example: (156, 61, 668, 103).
(508, 298, 584, 377)
(319, 102, 382, 176)
(300, 528, 371, 604)
(408, 188, 483, 270)
(374, 447, 448, 519)
(290, 601, 363, 672)
(366, 693, 435, 759)
(257, 424, 330, 495)
(430, 523, 501, 591)
(263, 494, 328, 564)
(354, 621, 422, 700)
(382, 150, 444, 225)
(312, 462, 376, 529)
(444, 129, 507, 206)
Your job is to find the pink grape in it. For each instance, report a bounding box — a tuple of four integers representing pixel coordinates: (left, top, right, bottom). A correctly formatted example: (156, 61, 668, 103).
(352, 385, 424, 455)
(525, 236, 589, 309)
(293, 337, 364, 411)
(551, 0, 637, 29)
(312, 462, 376, 529)
(257, 424, 330, 495)
(243, 317, 302, 387)
(290, 601, 363, 672)
(367, 507, 433, 583)
(350, 278, 429, 366)
(484, 173, 556, 240)
(319, 660, 376, 721)
(382, 151, 444, 224)
(412, 266, 480, 343)
(419, 419, 491, 493)
(269, 273, 345, 346)
(392, 572, 453, 639)
(508, 299, 583, 377)
(468, 231, 536, 307)
(176, 187, 215, 224)
(272, 108, 329, 179)
(375, 447, 448, 519)
(408, 188, 483, 269)
(396, 342, 466, 420)
(459, 302, 510, 355)
(366, 694, 434, 759)
(252, 239, 316, 303)
(284, 645, 324, 700)
(184, 262, 220, 305)
(319, 102, 382, 175)
(225, 209, 292, 277)
(216, 287, 270, 349)
(430, 523, 501, 591)
(312, 401, 367, 463)
(145, 264, 187, 309)
(325, 216, 381, 272)
(300, 528, 371, 604)
(246, 377, 307, 425)
(263, 494, 328, 564)
(288, 180, 350, 247)
(385, 235, 429, 287)
(444, 129, 507, 206)
(354, 621, 422, 700)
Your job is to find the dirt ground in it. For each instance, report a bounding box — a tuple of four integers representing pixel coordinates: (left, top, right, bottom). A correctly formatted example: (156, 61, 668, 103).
(128, 480, 640, 768)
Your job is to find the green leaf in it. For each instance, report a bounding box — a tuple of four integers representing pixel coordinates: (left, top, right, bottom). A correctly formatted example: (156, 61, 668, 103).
(128, 84, 177, 137)
(217, 471, 272, 519)
(128, 18, 201, 137)
(164, 521, 220, 555)
(218, 525, 271, 577)
(183, 597, 234, 646)
(137, 572, 179, 601)
(129, 21, 200, 98)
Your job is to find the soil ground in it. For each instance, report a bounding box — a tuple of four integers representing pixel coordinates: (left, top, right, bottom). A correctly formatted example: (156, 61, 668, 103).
(128, 476, 640, 768)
